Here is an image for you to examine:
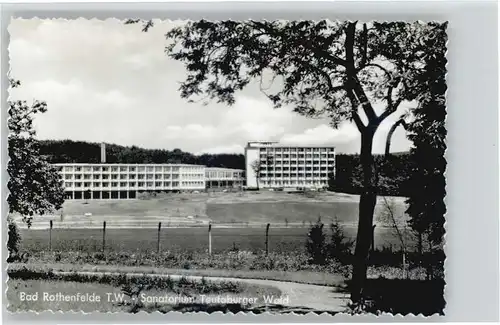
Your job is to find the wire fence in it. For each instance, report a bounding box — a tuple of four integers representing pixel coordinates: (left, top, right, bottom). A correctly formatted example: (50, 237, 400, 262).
(20, 220, 414, 255)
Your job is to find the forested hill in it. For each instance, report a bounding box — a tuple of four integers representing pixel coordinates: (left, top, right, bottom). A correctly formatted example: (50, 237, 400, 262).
(37, 140, 245, 170)
(38, 139, 413, 196)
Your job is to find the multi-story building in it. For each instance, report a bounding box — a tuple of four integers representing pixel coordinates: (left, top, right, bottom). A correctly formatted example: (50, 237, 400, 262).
(205, 167, 245, 188)
(244, 141, 335, 190)
(56, 163, 206, 200)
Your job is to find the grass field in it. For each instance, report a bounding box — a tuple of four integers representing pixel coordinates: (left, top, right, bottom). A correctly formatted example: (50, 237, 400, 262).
(15, 191, 412, 255)
(14, 191, 407, 229)
(20, 225, 416, 254)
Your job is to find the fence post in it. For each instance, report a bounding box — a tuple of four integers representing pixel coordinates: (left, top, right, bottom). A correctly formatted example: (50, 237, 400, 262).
(102, 221, 106, 253)
(157, 222, 162, 253)
(208, 223, 212, 256)
(49, 220, 53, 250)
(265, 223, 270, 256)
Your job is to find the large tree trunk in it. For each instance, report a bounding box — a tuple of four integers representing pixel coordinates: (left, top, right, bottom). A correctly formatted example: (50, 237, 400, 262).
(350, 129, 378, 304)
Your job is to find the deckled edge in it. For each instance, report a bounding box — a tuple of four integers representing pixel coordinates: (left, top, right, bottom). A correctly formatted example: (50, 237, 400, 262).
(4, 17, 449, 319)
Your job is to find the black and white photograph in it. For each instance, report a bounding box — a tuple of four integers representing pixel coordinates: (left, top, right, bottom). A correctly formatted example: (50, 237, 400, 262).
(6, 18, 447, 315)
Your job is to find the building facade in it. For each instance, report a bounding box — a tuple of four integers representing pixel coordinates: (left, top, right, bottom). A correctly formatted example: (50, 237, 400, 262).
(244, 141, 335, 190)
(55, 163, 246, 200)
(205, 167, 245, 188)
(56, 163, 206, 199)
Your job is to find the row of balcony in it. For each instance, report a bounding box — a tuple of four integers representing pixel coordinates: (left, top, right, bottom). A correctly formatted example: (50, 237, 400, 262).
(59, 167, 203, 173)
(258, 148, 335, 152)
(63, 181, 205, 189)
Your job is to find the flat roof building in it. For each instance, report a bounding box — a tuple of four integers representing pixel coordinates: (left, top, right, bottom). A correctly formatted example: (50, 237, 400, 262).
(244, 141, 335, 190)
(205, 167, 245, 189)
(55, 163, 206, 200)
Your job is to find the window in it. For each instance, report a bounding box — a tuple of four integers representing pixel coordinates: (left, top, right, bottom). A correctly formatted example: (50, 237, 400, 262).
(163, 181, 170, 187)
(111, 182, 118, 187)
(84, 182, 91, 187)
(155, 174, 162, 179)
(111, 167, 118, 172)
(84, 175, 91, 180)
(147, 182, 154, 187)
(120, 175, 127, 180)
(138, 166, 145, 172)
(147, 166, 154, 172)
(111, 175, 118, 180)
(129, 174, 136, 179)
(155, 182, 162, 187)
(129, 182, 136, 187)
(130, 167, 136, 172)
(146, 174, 154, 179)
(172, 182, 179, 187)
(64, 166, 73, 172)
(138, 182, 145, 187)
(102, 182, 109, 187)
(75, 182, 82, 188)
(93, 182, 100, 187)
(84, 167, 91, 172)
(155, 167, 162, 172)
(120, 182, 127, 187)
(102, 167, 109, 172)
(164, 174, 171, 179)
(138, 174, 145, 179)
(163, 166, 171, 172)
(75, 167, 82, 172)
(93, 175, 100, 180)
(93, 166, 101, 172)
(120, 167, 127, 172)
(64, 174, 72, 180)
(102, 175, 109, 180)
(64, 182, 72, 188)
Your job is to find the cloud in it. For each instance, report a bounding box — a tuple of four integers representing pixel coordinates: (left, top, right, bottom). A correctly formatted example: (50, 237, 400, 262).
(8, 18, 413, 155)
(280, 123, 359, 146)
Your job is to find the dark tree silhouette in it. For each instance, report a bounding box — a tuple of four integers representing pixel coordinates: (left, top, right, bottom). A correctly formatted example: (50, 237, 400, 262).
(405, 25, 448, 255)
(133, 19, 447, 303)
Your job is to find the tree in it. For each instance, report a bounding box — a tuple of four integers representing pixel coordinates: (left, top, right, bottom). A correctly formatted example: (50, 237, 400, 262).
(8, 79, 65, 227)
(405, 24, 447, 255)
(250, 159, 261, 189)
(130, 19, 446, 302)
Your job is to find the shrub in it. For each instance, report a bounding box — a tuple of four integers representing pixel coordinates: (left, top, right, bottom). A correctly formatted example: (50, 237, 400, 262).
(327, 219, 354, 263)
(7, 216, 21, 260)
(306, 217, 327, 265)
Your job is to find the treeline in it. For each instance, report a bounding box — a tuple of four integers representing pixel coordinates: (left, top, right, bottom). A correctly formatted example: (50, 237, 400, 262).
(329, 153, 414, 197)
(38, 140, 245, 170)
(38, 139, 412, 196)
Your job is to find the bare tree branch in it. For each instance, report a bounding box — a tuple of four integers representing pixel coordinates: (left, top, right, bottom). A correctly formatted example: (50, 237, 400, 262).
(385, 118, 407, 155)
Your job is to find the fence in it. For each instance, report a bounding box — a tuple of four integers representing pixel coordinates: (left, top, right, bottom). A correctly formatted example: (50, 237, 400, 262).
(21, 221, 414, 255)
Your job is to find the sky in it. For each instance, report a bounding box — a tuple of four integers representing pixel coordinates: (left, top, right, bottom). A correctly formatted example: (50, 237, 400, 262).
(8, 18, 413, 155)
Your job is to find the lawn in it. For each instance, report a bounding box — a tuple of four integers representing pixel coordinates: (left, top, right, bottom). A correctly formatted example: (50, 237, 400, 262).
(14, 191, 408, 229)
(7, 267, 281, 313)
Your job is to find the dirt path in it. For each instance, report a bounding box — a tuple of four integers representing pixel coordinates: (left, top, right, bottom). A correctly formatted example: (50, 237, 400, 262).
(9, 264, 350, 313)
(56, 271, 349, 312)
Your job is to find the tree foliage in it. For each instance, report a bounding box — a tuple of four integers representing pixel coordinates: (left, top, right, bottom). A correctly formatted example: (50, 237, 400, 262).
(8, 79, 65, 227)
(405, 24, 448, 248)
(38, 139, 246, 169)
(329, 152, 415, 196)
